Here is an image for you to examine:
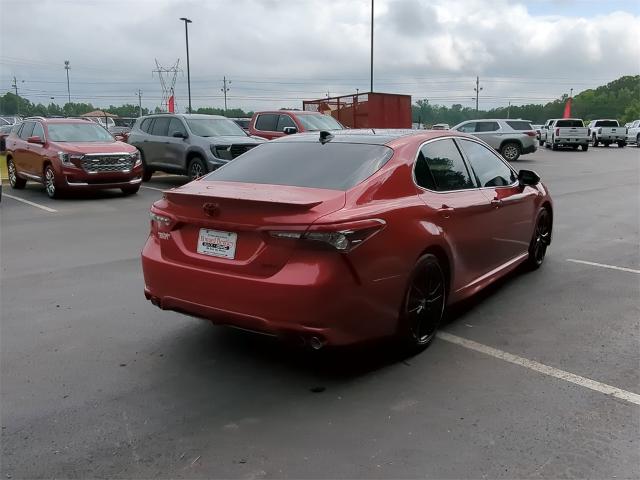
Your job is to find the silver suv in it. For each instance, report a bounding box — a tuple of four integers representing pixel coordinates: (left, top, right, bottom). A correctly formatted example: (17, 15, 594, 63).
(452, 119, 537, 161)
(128, 113, 266, 181)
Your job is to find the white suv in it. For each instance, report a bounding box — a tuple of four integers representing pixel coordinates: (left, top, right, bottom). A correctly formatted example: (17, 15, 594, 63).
(452, 119, 537, 161)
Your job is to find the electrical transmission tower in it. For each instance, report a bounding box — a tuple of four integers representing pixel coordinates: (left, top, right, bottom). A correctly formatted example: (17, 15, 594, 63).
(152, 59, 181, 112)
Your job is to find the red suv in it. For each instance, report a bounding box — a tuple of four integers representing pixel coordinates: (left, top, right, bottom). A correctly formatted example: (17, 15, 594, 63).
(5, 117, 143, 198)
(248, 110, 344, 140)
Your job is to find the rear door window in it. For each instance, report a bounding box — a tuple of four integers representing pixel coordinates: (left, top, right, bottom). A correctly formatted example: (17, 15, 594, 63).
(140, 118, 153, 133)
(18, 122, 35, 139)
(206, 142, 393, 191)
(150, 117, 170, 136)
(458, 139, 517, 187)
(255, 114, 279, 132)
(505, 121, 533, 130)
(414, 139, 476, 192)
(475, 121, 500, 132)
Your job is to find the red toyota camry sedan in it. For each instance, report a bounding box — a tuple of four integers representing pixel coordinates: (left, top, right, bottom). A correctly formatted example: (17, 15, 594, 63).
(142, 130, 552, 353)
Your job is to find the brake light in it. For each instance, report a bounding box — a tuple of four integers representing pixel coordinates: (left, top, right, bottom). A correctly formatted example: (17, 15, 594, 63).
(270, 219, 386, 252)
(149, 210, 173, 237)
(524, 131, 536, 137)
(555, 128, 560, 136)
(598, 127, 602, 134)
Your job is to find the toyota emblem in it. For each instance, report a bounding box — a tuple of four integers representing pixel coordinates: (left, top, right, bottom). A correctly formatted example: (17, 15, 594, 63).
(203, 203, 220, 217)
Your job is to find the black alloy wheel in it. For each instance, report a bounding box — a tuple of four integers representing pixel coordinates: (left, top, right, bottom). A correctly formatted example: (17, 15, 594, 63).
(527, 208, 551, 269)
(188, 157, 207, 181)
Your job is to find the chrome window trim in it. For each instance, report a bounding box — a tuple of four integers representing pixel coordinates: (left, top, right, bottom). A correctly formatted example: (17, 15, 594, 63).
(411, 136, 519, 195)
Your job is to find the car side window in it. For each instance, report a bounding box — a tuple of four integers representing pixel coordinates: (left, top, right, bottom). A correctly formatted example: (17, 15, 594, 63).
(150, 117, 170, 136)
(19, 122, 35, 139)
(458, 139, 517, 187)
(475, 121, 499, 132)
(415, 139, 475, 192)
(140, 118, 152, 133)
(32, 122, 44, 139)
(169, 118, 187, 136)
(255, 114, 278, 131)
(276, 114, 296, 131)
(457, 122, 476, 133)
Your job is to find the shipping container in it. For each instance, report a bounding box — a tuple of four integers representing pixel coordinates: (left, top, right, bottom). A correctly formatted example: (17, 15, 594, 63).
(303, 92, 412, 129)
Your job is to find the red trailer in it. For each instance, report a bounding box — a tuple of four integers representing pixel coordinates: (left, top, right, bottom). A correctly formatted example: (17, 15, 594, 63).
(303, 92, 412, 129)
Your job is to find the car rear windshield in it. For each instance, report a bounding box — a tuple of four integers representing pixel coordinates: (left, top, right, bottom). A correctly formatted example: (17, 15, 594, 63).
(186, 118, 247, 137)
(556, 120, 584, 127)
(296, 115, 343, 131)
(594, 120, 619, 127)
(206, 142, 393, 191)
(47, 123, 115, 142)
(505, 121, 533, 130)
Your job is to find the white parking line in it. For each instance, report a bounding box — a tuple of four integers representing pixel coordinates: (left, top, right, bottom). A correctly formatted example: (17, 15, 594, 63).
(566, 258, 640, 274)
(141, 186, 165, 192)
(3, 194, 58, 213)
(437, 331, 640, 406)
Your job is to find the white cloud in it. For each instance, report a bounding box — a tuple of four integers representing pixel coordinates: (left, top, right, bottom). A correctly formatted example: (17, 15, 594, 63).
(0, 0, 638, 111)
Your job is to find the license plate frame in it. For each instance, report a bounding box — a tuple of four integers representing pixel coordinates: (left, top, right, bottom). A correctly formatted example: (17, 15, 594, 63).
(196, 228, 237, 259)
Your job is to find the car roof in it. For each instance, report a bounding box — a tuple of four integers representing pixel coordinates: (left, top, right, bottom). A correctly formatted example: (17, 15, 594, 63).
(24, 117, 96, 124)
(254, 110, 325, 115)
(142, 113, 228, 120)
(272, 129, 464, 146)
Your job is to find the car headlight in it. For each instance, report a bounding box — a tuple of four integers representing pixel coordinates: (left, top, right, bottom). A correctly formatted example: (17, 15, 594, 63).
(58, 152, 82, 166)
(131, 151, 141, 167)
(210, 144, 233, 160)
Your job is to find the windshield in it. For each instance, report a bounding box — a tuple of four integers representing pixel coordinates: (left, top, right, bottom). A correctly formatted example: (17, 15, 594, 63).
(47, 123, 115, 142)
(206, 142, 392, 190)
(186, 118, 247, 137)
(297, 114, 343, 131)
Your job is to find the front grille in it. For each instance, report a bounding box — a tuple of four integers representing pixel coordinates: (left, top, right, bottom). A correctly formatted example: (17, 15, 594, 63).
(214, 144, 258, 160)
(81, 154, 134, 173)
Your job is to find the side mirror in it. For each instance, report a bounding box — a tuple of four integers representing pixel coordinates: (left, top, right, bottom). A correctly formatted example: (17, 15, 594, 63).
(172, 131, 187, 139)
(27, 135, 44, 144)
(518, 169, 540, 186)
(283, 126, 298, 135)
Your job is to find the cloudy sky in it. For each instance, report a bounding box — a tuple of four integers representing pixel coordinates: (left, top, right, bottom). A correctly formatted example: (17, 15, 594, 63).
(1, 0, 638, 113)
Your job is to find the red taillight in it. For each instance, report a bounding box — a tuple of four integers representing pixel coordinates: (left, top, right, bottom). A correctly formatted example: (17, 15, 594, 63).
(555, 128, 560, 136)
(270, 219, 386, 252)
(524, 131, 537, 137)
(149, 210, 174, 238)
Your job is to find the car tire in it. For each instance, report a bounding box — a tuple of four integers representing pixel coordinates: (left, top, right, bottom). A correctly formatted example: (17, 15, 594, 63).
(581, 144, 589, 151)
(592, 134, 599, 147)
(188, 156, 207, 181)
(538, 139, 544, 146)
(526, 208, 551, 270)
(121, 185, 140, 195)
(44, 165, 60, 199)
(603, 142, 610, 147)
(7, 158, 26, 189)
(500, 142, 521, 161)
(140, 152, 153, 181)
(617, 141, 626, 148)
(397, 254, 446, 354)
(571, 145, 579, 150)
(551, 138, 558, 151)
(636, 134, 640, 147)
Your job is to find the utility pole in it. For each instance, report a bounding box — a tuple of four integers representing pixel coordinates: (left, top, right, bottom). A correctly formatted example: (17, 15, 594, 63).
(221, 76, 231, 113)
(473, 75, 482, 116)
(370, 0, 374, 92)
(570, 87, 573, 98)
(137, 89, 143, 117)
(179, 17, 193, 113)
(507, 101, 511, 119)
(64, 60, 71, 105)
(12, 76, 18, 96)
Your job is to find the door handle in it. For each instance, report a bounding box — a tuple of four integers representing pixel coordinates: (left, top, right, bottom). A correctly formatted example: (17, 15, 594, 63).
(491, 199, 502, 208)
(438, 204, 454, 218)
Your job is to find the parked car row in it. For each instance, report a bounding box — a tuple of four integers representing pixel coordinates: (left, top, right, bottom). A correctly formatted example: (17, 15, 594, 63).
(538, 118, 638, 149)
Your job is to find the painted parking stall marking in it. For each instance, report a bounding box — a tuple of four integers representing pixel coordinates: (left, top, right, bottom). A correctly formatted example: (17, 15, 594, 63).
(3, 194, 58, 213)
(141, 185, 165, 192)
(437, 331, 640, 406)
(566, 258, 640, 274)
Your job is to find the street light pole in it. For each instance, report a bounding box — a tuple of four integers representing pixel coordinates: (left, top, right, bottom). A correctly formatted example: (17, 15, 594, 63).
(179, 17, 193, 113)
(64, 60, 71, 104)
(370, 0, 374, 93)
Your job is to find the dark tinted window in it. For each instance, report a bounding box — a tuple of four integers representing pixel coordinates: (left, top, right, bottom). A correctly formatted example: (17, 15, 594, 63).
(140, 118, 153, 132)
(555, 119, 584, 127)
(186, 118, 246, 137)
(47, 123, 114, 142)
(456, 122, 476, 133)
(169, 118, 187, 136)
(458, 139, 517, 187)
(255, 114, 278, 131)
(206, 142, 393, 190)
(151, 117, 170, 136)
(19, 122, 35, 139)
(417, 139, 475, 191)
(594, 120, 618, 127)
(506, 121, 533, 130)
(276, 114, 296, 131)
(32, 122, 44, 139)
(475, 121, 500, 132)
(233, 119, 250, 129)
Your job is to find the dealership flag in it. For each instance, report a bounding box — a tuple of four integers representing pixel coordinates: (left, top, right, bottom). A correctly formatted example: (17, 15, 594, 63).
(562, 97, 572, 118)
(168, 95, 175, 113)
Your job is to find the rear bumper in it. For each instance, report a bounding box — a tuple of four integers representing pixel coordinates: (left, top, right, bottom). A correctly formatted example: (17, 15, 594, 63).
(595, 135, 625, 142)
(554, 137, 589, 145)
(141, 236, 401, 346)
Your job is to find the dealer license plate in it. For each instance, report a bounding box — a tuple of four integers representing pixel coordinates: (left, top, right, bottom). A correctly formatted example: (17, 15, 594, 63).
(197, 228, 237, 259)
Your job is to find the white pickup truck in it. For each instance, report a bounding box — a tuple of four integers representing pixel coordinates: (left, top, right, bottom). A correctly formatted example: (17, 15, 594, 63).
(541, 118, 589, 151)
(587, 119, 627, 148)
(626, 119, 640, 147)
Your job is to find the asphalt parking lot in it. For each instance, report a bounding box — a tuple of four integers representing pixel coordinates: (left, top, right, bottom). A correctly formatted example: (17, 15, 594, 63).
(1, 145, 639, 479)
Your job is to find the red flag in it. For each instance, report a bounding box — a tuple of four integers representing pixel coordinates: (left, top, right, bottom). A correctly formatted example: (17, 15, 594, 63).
(168, 95, 175, 113)
(562, 97, 572, 118)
